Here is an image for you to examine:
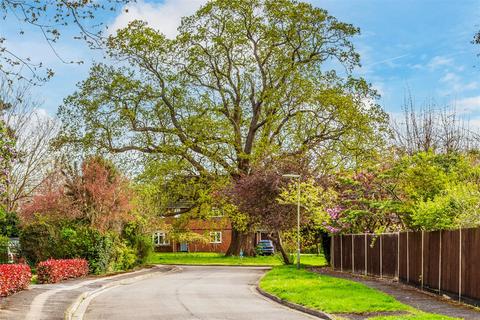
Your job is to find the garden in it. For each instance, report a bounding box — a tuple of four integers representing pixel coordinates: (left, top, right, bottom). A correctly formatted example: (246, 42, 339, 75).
(0, 1, 479, 318)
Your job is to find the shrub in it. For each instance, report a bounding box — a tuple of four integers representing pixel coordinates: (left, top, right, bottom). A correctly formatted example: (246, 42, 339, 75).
(62, 227, 114, 274)
(0, 210, 20, 237)
(109, 241, 137, 271)
(20, 220, 58, 264)
(37, 259, 88, 284)
(20, 220, 146, 275)
(0, 235, 9, 263)
(0, 264, 31, 296)
(123, 221, 152, 264)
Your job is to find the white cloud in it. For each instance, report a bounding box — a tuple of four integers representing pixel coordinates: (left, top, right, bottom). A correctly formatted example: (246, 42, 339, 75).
(109, 0, 208, 38)
(455, 96, 480, 114)
(440, 72, 460, 83)
(427, 55, 454, 70)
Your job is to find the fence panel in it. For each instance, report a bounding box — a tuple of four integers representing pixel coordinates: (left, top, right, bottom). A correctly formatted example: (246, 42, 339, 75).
(381, 234, 398, 278)
(423, 231, 441, 292)
(331, 228, 480, 307)
(366, 234, 380, 276)
(407, 231, 423, 287)
(440, 230, 460, 297)
(461, 228, 480, 302)
(333, 235, 341, 269)
(353, 235, 366, 274)
(342, 235, 353, 272)
(398, 232, 408, 282)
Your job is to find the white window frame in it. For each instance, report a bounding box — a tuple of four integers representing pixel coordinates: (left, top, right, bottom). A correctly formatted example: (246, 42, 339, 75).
(153, 231, 169, 246)
(211, 207, 224, 218)
(209, 231, 222, 244)
(173, 208, 182, 218)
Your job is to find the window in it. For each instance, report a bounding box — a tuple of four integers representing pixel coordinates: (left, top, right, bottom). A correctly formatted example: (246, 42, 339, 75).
(153, 231, 169, 246)
(210, 231, 222, 244)
(211, 207, 224, 218)
(173, 208, 182, 218)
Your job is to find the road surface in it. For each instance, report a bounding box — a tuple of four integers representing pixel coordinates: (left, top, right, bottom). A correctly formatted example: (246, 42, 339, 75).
(83, 266, 315, 320)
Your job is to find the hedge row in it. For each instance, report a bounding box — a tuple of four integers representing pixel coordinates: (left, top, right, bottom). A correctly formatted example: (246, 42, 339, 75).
(0, 258, 90, 296)
(0, 264, 31, 297)
(37, 259, 89, 284)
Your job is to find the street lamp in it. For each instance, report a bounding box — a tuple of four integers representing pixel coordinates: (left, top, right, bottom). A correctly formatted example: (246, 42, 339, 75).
(282, 173, 301, 269)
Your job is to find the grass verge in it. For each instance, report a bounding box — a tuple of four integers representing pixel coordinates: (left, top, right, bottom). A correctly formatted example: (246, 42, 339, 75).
(259, 266, 458, 319)
(147, 252, 326, 266)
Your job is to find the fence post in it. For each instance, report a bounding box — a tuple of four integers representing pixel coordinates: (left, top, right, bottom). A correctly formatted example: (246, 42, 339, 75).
(406, 231, 409, 283)
(331, 235, 334, 268)
(459, 229, 462, 302)
(340, 234, 343, 272)
(380, 235, 383, 278)
(397, 232, 400, 280)
(352, 235, 355, 273)
(421, 230, 424, 291)
(364, 233, 368, 276)
(438, 230, 442, 294)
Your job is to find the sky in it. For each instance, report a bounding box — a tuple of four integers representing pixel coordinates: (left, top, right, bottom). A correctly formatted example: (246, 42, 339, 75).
(1, 0, 480, 123)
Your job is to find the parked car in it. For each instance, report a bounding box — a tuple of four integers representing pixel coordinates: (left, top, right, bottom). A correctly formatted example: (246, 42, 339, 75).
(256, 240, 275, 256)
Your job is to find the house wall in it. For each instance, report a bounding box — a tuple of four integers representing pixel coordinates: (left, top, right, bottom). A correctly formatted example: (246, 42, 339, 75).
(187, 228, 232, 253)
(153, 217, 232, 253)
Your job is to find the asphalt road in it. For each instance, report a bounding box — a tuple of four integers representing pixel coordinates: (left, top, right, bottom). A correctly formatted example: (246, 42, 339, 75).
(83, 266, 315, 320)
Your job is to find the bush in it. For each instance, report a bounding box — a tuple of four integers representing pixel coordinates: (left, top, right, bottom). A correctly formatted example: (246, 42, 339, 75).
(36, 259, 88, 284)
(58, 226, 114, 274)
(0, 210, 20, 237)
(0, 264, 31, 296)
(20, 220, 58, 264)
(109, 241, 137, 271)
(0, 235, 9, 263)
(20, 220, 148, 275)
(123, 221, 152, 264)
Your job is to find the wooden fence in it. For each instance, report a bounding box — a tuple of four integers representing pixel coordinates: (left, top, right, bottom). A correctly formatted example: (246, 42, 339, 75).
(331, 228, 480, 306)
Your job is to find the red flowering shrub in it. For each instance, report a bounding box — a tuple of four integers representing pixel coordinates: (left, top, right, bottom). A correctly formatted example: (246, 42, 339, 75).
(0, 264, 32, 297)
(37, 259, 88, 284)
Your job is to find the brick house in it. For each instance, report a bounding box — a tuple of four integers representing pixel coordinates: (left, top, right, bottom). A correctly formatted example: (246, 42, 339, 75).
(153, 202, 233, 253)
(152, 201, 272, 253)
(153, 217, 232, 253)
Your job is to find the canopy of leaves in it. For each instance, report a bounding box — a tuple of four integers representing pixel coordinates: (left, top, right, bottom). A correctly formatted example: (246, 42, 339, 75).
(56, 0, 388, 179)
(21, 156, 133, 232)
(319, 151, 480, 234)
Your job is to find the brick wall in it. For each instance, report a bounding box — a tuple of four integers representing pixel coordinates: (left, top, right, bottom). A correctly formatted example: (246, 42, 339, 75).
(153, 217, 232, 253)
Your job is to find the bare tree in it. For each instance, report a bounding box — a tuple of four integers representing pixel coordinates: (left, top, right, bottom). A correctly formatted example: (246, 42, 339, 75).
(0, 79, 59, 212)
(391, 94, 476, 155)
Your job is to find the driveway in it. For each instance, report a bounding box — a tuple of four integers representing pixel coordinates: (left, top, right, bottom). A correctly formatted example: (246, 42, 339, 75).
(82, 266, 315, 320)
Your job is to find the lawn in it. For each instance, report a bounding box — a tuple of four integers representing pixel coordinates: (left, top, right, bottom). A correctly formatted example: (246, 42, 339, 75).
(147, 252, 327, 266)
(259, 266, 458, 319)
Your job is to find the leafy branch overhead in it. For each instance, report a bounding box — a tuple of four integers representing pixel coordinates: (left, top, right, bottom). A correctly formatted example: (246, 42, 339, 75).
(0, 0, 131, 84)
(56, 0, 388, 178)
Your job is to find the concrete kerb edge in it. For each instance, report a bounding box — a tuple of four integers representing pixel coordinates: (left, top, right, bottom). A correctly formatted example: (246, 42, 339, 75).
(255, 271, 333, 320)
(153, 263, 275, 268)
(64, 266, 180, 320)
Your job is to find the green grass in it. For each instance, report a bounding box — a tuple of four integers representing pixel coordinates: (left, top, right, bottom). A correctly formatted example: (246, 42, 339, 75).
(147, 252, 327, 266)
(259, 266, 458, 319)
(260, 266, 408, 314)
(369, 313, 458, 320)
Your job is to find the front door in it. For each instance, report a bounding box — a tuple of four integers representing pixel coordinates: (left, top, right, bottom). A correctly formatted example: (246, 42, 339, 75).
(180, 242, 189, 252)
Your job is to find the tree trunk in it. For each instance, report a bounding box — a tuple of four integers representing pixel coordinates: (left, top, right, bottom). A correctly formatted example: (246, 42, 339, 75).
(269, 232, 291, 265)
(321, 231, 331, 265)
(225, 229, 256, 256)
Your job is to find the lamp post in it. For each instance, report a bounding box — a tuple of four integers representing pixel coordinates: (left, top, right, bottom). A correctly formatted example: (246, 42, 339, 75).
(282, 173, 301, 269)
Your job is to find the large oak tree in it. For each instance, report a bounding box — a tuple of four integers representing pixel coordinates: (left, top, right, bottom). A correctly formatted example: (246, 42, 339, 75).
(56, 0, 388, 255)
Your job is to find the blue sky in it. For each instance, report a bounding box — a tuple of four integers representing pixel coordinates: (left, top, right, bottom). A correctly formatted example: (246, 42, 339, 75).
(2, 0, 480, 123)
